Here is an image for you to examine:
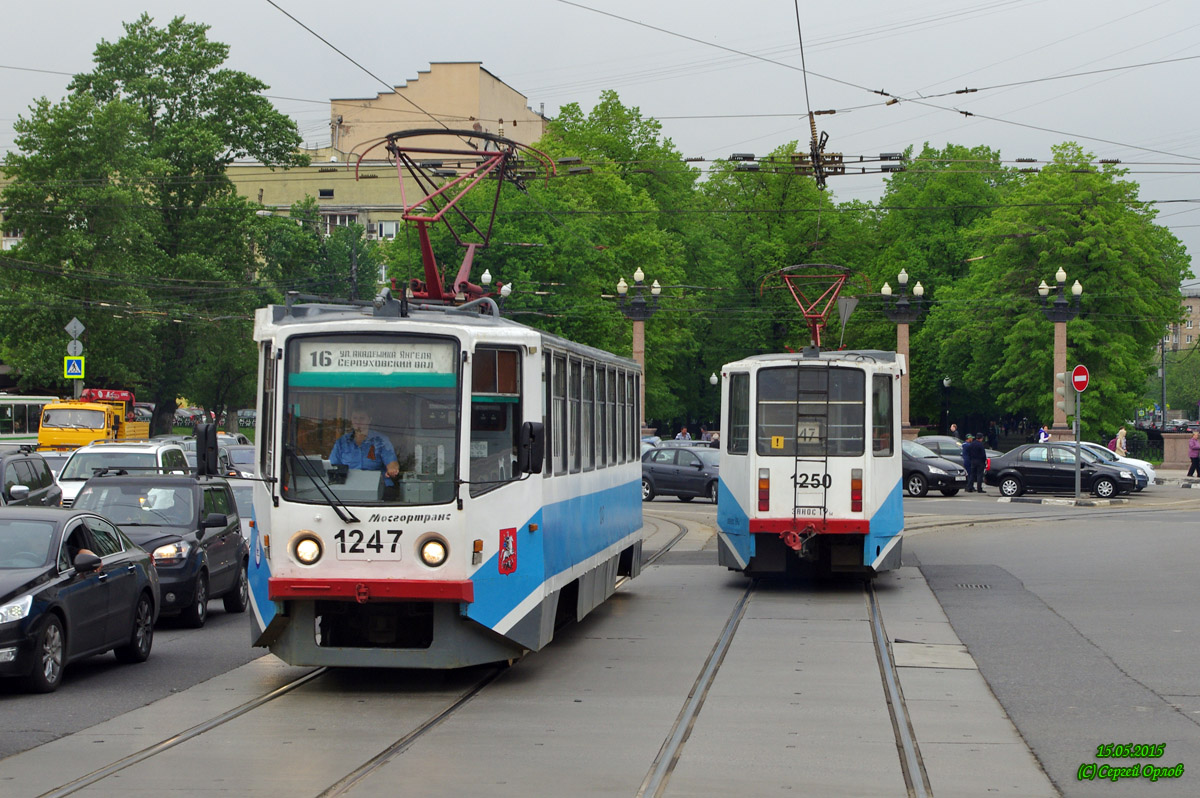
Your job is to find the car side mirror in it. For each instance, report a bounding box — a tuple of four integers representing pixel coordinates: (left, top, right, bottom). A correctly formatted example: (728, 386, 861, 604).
(200, 512, 227, 529)
(74, 551, 102, 572)
(692, 462, 704, 469)
(8, 484, 30, 502)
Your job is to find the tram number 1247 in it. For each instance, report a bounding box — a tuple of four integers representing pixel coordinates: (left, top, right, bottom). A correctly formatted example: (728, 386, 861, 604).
(334, 529, 404, 558)
(795, 473, 833, 489)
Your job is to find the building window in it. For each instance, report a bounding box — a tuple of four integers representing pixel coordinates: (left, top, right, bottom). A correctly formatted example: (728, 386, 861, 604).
(1187, 320, 1193, 329)
(377, 221, 400, 239)
(322, 214, 358, 235)
(318, 188, 334, 199)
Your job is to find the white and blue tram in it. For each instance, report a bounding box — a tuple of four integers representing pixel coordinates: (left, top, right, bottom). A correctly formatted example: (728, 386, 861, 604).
(247, 291, 644, 668)
(715, 350, 905, 578)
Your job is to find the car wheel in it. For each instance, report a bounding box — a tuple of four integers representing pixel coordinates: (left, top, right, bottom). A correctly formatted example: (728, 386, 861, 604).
(181, 572, 208, 628)
(707, 481, 718, 503)
(641, 478, 655, 502)
(23, 615, 65, 693)
(1093, 477, 1116, 498)
(905, 472, 928, 498)
(223, 563, 249, 614)
(115, 593, 155, 664)
(677, 495, 694, 502)
(939, 488, 960, 497)
(999, 476, 1023, 497)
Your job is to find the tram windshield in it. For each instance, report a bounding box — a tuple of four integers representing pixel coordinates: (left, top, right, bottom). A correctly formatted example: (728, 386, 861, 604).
(756, 366, 865, 456)
(281, 334, 460, 506)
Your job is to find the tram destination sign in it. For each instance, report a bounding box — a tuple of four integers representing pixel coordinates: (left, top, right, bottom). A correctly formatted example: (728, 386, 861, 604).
(297, 341, 455, 375)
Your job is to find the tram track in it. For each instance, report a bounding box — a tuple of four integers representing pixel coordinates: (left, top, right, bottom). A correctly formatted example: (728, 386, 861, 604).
(34, 666, 329, 798)
(26, 516, 699, 798)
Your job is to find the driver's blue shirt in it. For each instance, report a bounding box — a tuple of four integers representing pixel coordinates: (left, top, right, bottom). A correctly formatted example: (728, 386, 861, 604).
(330, 430, 397, 485)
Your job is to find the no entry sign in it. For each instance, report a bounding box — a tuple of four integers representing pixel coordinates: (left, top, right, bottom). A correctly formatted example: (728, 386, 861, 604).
(1071, 364, 1090, 392)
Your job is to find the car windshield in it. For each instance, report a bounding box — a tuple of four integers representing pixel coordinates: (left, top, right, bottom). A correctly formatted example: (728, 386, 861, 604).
(60, 452, 156, 481)
(42, 408, 106, 429)
(73, 483, 195, 527)
(229, 448, 255, 465)
(695, 449, 720, 467)
(231, 484, 254, 518)
(1086, 444, 1116, 462)
(903, 440, 938, 458)
(0, 519, 55, 568)
(41, 453, 70, 477)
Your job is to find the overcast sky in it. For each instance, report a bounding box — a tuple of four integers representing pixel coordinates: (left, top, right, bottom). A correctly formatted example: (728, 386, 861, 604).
(3, 0, 1198, 287)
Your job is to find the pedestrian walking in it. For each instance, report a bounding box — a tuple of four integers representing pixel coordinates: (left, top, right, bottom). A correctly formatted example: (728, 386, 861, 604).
(1114, 427, 1128, 458)
(987, 421, 999, 450)
(1187, 430, 1200, 478)
(1038, 424, 1051, 443)
(674, 427, 691, 441)
(949, 423, 961, 441)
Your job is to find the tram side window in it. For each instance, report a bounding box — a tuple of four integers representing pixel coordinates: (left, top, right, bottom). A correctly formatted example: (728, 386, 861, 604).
(569, 360, 581, 473)
(872, 374, 893, 456)
(470, 347, 522, 497)
(727, 373, 750, 455)
(582, 364, 594, 471)
(757, 367, 865, 457)
(617, 372, 627, 462)
(552, 355, 567, 476)
(607, 368, 617, 466)
(597, 369, 608, 467)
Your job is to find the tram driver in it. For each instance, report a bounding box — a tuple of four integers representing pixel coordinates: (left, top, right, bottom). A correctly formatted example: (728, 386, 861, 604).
(329, 406, 401, 487)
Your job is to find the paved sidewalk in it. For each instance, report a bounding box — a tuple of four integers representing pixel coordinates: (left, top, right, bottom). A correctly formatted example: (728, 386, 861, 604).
(1154, 467, 1200, 488)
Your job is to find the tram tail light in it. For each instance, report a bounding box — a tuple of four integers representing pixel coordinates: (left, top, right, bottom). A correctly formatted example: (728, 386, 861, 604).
(758, 468, 770, 512)
(851, 468, 863, 513)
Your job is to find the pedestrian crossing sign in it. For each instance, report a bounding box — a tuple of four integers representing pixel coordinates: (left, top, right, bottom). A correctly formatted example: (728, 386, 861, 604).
(64, 357, 85, 379)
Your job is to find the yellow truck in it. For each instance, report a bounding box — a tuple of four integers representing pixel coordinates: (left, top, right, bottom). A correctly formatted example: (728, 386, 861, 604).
(37, 388, 151, 450)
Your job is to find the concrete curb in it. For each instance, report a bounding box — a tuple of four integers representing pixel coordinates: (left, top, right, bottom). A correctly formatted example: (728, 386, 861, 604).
(998, 496, 1130, 506)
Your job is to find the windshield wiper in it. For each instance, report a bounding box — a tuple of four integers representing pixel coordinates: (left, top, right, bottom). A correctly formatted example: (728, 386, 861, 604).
(284, 443, 360, 524)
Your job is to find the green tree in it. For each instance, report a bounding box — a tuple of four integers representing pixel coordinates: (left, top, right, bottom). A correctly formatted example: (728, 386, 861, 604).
(0, 15, 305, 432)
(919, 143, 1191, 436)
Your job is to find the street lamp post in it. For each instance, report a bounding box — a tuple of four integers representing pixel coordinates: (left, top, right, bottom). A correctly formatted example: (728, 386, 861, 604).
(880, 269, 926, 438)
(1038, 268, 1083, 433)
(617, 268, 661, 430)
(941, 376, 951, 436)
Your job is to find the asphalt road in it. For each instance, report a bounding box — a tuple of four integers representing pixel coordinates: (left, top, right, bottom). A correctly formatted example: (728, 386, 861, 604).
(0, 600, 269, 760)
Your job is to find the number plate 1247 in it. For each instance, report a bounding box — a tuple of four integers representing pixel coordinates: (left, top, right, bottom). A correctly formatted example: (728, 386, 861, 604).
(334, 529, 403, 560)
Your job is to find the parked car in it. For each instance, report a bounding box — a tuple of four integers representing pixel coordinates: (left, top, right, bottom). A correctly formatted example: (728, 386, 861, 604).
(182, 444, 235, 477)
(914, 435, 1003, 468)
(38, 451, 71, 480)
(57, 441, 189, 508)
(901, 440, 968, 497)
(640, 440, 658, 457)
(0, 506, 159, 692)
(224, 445, 256, 478)
(642, 445, 720, 502)
(984, 443, 1137, 498)
(0, 447, 61, 506)
(1077, 442, 1155, 491)
(71, 474, 248, 627)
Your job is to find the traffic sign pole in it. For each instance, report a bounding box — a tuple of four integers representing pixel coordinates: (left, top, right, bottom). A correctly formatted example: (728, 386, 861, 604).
(65, 317, 85, 399)
(1068, 364, 1088, 502)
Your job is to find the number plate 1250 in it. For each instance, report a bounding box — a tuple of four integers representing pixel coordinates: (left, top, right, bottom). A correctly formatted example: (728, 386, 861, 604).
(333, 529, 403, 560)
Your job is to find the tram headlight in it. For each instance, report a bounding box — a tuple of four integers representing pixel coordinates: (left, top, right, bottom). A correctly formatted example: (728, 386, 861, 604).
(293, 533, 323, 565)
(420, 537, 448, 567)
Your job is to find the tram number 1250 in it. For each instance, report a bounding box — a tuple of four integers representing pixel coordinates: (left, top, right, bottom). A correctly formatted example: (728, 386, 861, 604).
(794, 473, 833, 489)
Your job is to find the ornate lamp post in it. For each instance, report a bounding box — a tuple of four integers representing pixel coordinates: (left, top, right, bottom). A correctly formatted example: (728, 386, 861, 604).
(1038, 268, 1083, 432)
(617, 267, 661, 428)
(880, 269, 926, 437)
(941, 376, 952, 436)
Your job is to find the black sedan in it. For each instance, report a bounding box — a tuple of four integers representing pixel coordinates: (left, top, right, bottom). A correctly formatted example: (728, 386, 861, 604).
(913, 435, 1003, 467)
(0, 507, 159, 692)
(901, 440, 968, 497)
(984, 443, 1137, 498)
(71, 475, 249, 628)
(642, 446, 720, 502)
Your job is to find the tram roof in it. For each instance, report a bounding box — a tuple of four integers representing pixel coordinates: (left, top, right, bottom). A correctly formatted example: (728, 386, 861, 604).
(255, 298, 639, 370)
(723, 350, 902, 368)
